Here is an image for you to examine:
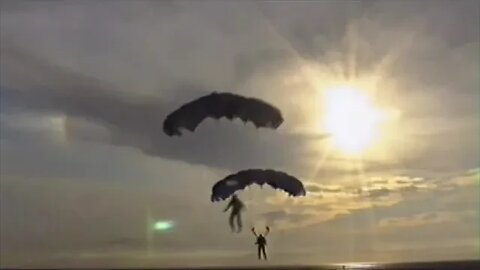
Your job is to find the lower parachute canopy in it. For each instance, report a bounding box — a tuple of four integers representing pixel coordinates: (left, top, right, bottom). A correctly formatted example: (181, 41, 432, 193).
(211, 169, 306, 202)
(163, 92, 284, 136)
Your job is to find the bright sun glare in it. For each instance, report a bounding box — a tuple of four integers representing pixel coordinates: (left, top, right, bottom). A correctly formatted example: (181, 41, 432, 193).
(324, 86, 386, 155)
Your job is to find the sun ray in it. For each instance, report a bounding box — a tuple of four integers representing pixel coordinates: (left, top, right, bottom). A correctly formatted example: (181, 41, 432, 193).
(311, 142, 334, 180)
(253, 4, 324, 89)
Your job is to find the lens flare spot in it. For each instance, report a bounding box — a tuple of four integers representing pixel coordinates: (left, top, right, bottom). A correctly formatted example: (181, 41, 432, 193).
(154, 220, 174, 231)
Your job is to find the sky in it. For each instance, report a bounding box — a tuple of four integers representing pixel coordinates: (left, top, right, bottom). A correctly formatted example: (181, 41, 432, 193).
(0, 0, 479, 268)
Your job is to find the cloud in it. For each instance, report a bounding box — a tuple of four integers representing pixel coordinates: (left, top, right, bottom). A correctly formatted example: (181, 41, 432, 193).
(378, 211, 459, 229)
(303, 182, 343, 194)
(440, 168, 479, 190)
(0, 45, 327, 175)
(367, 188, 391, 199)
(263, 170, 475, 230)
(304, 183, 322, 193)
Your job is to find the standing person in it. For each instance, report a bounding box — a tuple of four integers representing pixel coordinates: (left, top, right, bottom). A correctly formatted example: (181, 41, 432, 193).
(223, 195, 245, 233)
(251, 226, 270, 260)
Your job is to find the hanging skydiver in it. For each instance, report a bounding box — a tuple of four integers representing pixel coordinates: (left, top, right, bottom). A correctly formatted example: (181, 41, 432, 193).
(251, 226, 270, 260)
(223, 194, 246, 233)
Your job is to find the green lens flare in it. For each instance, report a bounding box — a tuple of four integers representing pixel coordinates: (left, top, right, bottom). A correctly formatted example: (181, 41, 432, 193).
(154, 221, 174, 231)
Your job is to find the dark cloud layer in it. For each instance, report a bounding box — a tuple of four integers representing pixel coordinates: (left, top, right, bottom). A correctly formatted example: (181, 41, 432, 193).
(0, 45, 321, 174)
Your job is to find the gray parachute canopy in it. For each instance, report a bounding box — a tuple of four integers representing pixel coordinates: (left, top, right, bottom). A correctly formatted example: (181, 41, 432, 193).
(211, 169, 306, 202)
(163, 92, 284, 136)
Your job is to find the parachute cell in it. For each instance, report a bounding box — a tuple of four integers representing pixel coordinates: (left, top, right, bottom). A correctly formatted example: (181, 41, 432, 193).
(163, 92, 283, 136)
(211, 169, 306, 202)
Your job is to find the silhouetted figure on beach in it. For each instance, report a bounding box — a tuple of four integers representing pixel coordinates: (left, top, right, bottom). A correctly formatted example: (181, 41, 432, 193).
(224, 195, 245, 232)
(252, 226, 270, 260)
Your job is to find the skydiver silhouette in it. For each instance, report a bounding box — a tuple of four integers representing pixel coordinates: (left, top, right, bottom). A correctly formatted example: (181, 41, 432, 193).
(251, 226, 270, 260)
(223, 194, 245, 233)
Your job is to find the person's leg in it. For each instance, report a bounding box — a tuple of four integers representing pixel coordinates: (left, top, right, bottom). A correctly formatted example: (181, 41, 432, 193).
(257, 246, 262, 260)
(229, 212, 235, 232)
(237, 212, 242, 232)
(261, 246, 267, 260)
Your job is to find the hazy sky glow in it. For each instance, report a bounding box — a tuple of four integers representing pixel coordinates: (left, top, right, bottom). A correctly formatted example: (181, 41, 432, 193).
(0, 0, 479, 268)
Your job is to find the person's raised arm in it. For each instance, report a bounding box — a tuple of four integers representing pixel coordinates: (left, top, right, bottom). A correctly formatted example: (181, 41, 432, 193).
(264, 226, 270, 236)
(251, 227, 258, 237)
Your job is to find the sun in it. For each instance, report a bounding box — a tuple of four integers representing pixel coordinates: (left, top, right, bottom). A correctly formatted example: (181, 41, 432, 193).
(323, 85, 386, 156)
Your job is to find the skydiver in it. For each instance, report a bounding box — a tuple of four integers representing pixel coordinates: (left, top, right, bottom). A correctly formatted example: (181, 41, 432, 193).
(251, 226, 270, 260)
(223, 194, 245, 233)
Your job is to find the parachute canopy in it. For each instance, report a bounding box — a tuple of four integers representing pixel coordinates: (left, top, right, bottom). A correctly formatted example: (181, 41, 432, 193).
(163, 92, 283, 136)
(211, 169, 306, 202)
